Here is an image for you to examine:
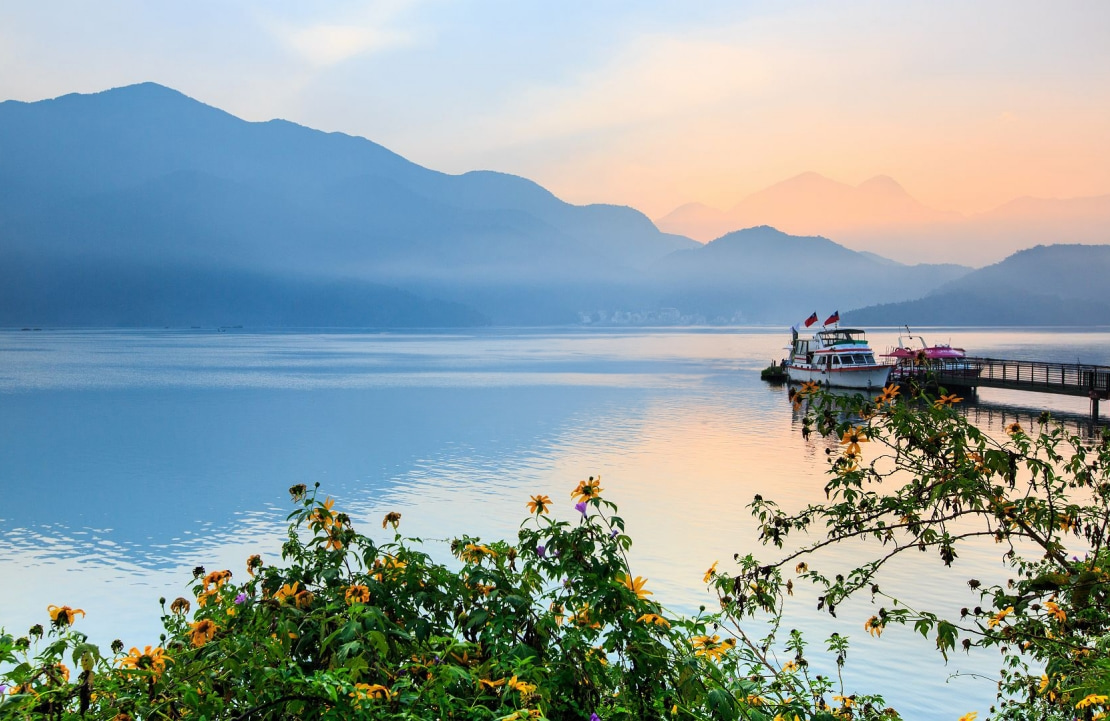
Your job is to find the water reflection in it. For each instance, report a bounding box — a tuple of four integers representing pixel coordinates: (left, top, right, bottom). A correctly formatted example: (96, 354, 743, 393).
(1, 327, 1107, 718)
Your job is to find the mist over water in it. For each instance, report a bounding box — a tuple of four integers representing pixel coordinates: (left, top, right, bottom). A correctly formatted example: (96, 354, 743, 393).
(1, 327, 1107, 718)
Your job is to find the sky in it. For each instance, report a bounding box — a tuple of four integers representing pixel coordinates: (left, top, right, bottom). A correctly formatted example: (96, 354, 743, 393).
(3, 1, 1110, 219)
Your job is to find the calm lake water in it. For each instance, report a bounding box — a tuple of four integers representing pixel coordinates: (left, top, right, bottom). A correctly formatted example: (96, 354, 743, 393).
(2, 327, 1107, 718)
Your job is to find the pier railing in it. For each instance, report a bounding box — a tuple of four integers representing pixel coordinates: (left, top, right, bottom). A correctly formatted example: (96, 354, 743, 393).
(889, 356, 1110, 399)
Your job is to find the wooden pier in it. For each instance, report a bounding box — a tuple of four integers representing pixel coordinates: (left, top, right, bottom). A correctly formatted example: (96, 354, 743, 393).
(889, 357, 1110, 420)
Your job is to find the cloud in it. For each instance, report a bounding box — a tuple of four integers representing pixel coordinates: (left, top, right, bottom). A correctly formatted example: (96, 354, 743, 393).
(263, 2, 422, 68)
(486, 34, 773, 145)
(285, 23, 410, 67)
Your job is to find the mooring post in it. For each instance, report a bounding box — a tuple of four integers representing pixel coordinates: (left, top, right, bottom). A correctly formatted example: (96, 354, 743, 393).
(1091, 391, 1101, 421)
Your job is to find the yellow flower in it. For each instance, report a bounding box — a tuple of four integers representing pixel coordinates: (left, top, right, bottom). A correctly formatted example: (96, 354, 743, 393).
(1038, 674, 1050, 694)
(350, 682, 393, 706)
(637, 613, 671, 628)
(345, 584, 370, 605)
(571, 476, 603, 503)
(478, 677, 506, 689)
(987, 606, 1014, 628)
(933, 393, 963, 408)
(840, 427, 869, 456)
(47, 604, 86, 627)
(382, 511, 402, 529)
(799, 380, 820, 396)
(119, 646, 170, 678)
(1044, 600, 1066, 622)
(309, 497, 336, 529)
(874, 384, 900, 405)
(526, 494, 553, 514)
(691, 634, 735, 661)
(1077, 694, 1109, 709)
(507, 675, 537, 695)
(1006, 422, 1022, 436)
(169, 597, 191, 615)
(781, 660, 798, 672)
(55, 663, 70, 684)
(864, 615, 883, 637)
(460, 543, 497, 563)
(573, 603, 601, 628)
(500, 711, 544, 721)
(796, 562, 808, 573)
(325, 528, 344, 550)
(703, 560, 718, 584)
(957, 713, 978, 721)
(836, 451, 861, 475)
(189, 619, 218, 647)
(966, 452, 988, 473)
(274, 581, 300, 604)
(618, 574, 653, 599)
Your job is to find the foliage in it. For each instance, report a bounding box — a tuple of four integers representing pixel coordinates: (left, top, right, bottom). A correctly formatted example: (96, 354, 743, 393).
(1, 480, 892, 720)
(8, 382, 1108, 719)
(752, 381, 1110, 719)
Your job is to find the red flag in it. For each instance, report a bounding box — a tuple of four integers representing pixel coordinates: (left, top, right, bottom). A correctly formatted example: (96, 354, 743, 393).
(803, 312, 818, 327)
(823, 310, 840, 326)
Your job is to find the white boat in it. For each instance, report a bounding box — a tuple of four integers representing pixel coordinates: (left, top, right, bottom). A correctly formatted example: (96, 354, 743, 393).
(785, 327, 892, 389)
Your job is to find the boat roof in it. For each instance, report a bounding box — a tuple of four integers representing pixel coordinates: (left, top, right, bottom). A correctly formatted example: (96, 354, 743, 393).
(816, 327, 866, 336)
(809, 328, 873, 349)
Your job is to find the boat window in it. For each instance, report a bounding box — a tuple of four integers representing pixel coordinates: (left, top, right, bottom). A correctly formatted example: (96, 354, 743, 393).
(863, 353, 876, 364)
(852, 354, 867, 364)
(831, 356, 841, 367)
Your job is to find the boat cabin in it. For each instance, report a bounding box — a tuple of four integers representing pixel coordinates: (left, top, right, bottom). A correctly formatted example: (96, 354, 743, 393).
(820, 351, 879, 368)
(815, 328, 869, 346)
(790, 328, 878, 368)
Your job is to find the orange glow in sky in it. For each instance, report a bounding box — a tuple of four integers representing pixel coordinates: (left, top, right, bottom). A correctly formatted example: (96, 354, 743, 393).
(2, 2, 1108, 255)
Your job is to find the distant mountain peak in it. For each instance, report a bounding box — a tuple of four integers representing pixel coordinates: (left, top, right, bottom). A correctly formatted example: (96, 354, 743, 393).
(857, 174, 907, 194)
(65, 81, 196, 105)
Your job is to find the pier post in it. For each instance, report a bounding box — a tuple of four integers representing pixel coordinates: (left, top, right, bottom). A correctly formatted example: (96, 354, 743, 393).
(1091, 391, 1101, 421)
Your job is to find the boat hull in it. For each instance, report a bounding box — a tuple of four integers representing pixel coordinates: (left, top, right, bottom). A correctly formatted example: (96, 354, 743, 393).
(785, 363, 892, 390)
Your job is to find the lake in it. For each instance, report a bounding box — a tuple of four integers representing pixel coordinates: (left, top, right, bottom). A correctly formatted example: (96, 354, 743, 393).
(2, 327, 1107, 718)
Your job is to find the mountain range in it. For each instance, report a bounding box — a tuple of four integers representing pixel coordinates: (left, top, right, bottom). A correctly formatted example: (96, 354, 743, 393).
(0, 83, 1105, 327)
(845, 244, 1110, 326)
(657, 173, 1110, 266)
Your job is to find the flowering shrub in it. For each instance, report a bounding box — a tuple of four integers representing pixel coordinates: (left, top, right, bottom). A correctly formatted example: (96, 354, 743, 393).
(15, 383, 1104, 719)
(754, 384, 1110, 720)
(0, 476, 896, 720)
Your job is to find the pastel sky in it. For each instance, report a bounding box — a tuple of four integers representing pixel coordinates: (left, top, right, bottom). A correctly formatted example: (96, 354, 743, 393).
(3, 1, 1109, 218)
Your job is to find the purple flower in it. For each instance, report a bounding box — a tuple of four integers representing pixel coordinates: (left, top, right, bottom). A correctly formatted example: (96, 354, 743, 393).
(536, 545, 546, 558)
(234, 592, 248, 604)
(610, 529, 619, 538)
(575, 501, 588, 516)
(0, 684, 7, 695)
(591, 714, 601, 721)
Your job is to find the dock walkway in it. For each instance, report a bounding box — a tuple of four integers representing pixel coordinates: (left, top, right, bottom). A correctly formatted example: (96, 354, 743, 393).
(890, 357, 1110, 419)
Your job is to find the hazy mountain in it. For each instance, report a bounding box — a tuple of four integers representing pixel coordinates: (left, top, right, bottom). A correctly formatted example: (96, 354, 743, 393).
(657, 172, 959, 245)
(0, 83, 696, 326)
(845, 244, 1110, 325)
(657, 173, 1110, 266)
(643, 226, 971, 324)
